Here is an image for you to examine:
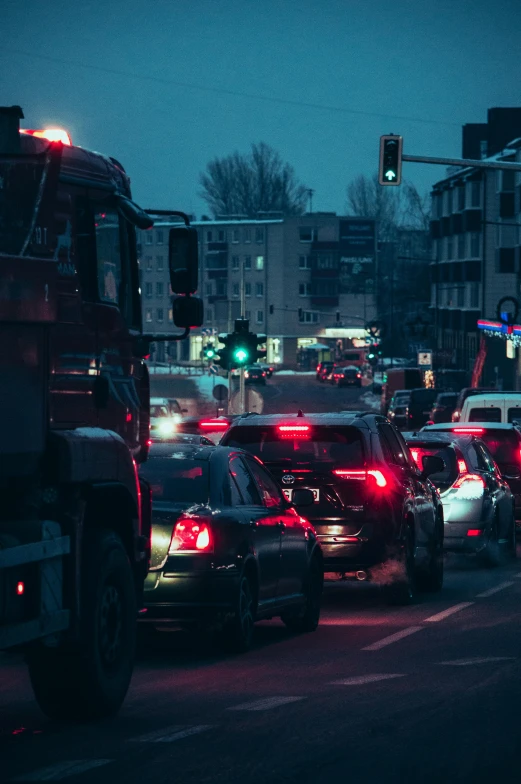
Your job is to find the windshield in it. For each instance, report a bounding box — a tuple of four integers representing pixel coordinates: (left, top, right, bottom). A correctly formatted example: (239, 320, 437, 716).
(0, 157, 49, 256)
(468, 407, 501, 422)
(139, 458, 209, 504)
(151, 405, 169, 418)
(478, 430, 520, 469)
(225, 425, 365, 468)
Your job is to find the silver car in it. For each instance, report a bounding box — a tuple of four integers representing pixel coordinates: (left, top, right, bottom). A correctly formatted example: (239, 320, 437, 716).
(403, 431, 516, 565)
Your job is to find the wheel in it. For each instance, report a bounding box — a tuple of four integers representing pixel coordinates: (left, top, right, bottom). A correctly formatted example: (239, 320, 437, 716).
(479, 514, 507, 567)
(222, 573, 255, 653)
(282, 556, 323, 633)
(387, 526, 416, 605)
(27, 529, 136, 721)
(417, 518, 444, 593)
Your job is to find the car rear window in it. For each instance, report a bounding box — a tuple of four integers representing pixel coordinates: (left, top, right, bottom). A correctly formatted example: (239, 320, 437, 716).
(437, 394, 458, 405)
(508, 408, 521, 424)
(151, 405, 169, 418)
(407, 444, 458, 489)
(139, 458, 209, 504)
(224, 425, 365, 468)
(477, 430, 520, 469)
(468, 407, 501, 422)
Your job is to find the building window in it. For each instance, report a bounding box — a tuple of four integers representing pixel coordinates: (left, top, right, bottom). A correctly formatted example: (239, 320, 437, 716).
(218, 230, 226, 242)
(206, 253, 227, 270)
(457, 287, 465, 307)
(457, 234, 466, 260)
(457, 186, 465, 211)
(145, 255, 153, 271)
(255, 227, 264, 243)
(156, 230, 163, 245)
(256, 255, 264, 270)
(299, 282, 311, 296)
(316, 254, 336, 269)
(145, 308, 153, 323)
(206, 283, 212, 296)
(244, 228, 251, 243)
(446, 238, 453, 261)
(232, 229, 239, 243)
(469, 282, 479, 308)
(244, 255, 252, 269)
(469, 181, 481, 207)
(299, 227, 316, 242)
(156, 255, 164, 271)
(498, 169, 516, 192)
(168, 308, 173, 322)
(245, 283, 251, 297)
(255, 282, 264, 297)
(216, 280, 227, 296)
(299, 310, 319, 323)
(156, 282, 163, 297)
(232, 283, 240, 297)
(470, 232, 480, 258)
(299, 255, 311, 269)
(206, 230, 213, 243)
(232, 255, 240, 269)
(145, 282, 152, 297)
(256, 310, 264, 323)
(157, 308, 164, 322)
(145, 231, 153, 245)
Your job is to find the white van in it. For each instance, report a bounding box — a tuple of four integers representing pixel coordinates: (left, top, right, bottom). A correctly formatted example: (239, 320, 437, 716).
(460, 393, 521, 424)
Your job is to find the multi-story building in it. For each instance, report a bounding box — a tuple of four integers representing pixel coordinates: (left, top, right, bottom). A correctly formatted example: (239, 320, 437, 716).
(430, 108, 521, 387)
(138, 213, 378, 367)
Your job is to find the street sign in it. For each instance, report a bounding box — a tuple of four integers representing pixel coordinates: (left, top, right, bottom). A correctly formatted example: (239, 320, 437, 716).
(418, 351, 432, 367)
(212, 383, 228, 402)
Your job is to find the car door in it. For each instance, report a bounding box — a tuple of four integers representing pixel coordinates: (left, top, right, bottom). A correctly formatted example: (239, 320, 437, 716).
(245, 456, 308, 600)
(229, 455, 281, 603)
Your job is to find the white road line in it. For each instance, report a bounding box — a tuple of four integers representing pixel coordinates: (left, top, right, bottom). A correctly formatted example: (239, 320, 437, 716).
(362, 626, 423, 651)
(13, 760, 112, 781)
(424, 602, 474, 623)
(228, 696, 304, 712)
(476, 581, 514, 598)
(331, 673, 405, 685)
(440, 656, 516, 667)
(132, 725, 213, 743)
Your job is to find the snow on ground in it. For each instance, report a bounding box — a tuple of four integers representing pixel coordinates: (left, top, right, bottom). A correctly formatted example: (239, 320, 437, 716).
(360, 390, 381, 412)
(275, 370, 316, 376)
(192, 374, 229, 403)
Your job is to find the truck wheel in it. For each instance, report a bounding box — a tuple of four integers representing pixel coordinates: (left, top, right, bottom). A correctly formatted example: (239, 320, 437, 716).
(27, 529, 136, 721)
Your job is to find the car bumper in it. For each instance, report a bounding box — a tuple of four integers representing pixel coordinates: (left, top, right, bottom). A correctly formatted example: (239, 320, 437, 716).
(317, 524, 389, 574)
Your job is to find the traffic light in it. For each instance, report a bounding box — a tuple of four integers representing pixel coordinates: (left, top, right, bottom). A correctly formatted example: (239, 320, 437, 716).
(203, 344, 216, 360)
(215, 333, 234, 370)
(379, 135, 403, 186)
(367, 343, 379, 366)
(251, 333, 267, 363)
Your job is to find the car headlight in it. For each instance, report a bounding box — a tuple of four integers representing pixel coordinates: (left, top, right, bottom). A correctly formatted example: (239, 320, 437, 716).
(158, 419, 176, 436)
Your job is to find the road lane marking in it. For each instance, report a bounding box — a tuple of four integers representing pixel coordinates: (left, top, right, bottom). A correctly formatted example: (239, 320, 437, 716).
(331, 674, 405, 685)
(440, 656, 516, 667)
(132, 724, 213, 743)
(13, 760, 113, 781)
(424, 602, 474, 623)
(476, 581, 514, 598)
(362, 626, 423, 651)
(228, 696, 304, 711)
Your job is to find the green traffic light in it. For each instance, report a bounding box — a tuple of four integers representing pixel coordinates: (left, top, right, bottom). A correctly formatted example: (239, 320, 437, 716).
(206, 348, 215, 359)
(234, 347, 249, 363)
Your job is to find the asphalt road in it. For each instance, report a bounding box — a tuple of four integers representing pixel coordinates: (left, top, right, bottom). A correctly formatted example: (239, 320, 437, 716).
(237, 373, 370, 415)
(2, 551, 521, 783)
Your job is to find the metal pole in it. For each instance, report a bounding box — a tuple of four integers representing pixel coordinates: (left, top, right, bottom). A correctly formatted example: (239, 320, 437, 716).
(239, 262, 246, 414)
(402, 154, 521, 172)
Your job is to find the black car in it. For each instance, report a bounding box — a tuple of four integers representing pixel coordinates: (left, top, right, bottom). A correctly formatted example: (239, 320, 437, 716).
(148, 432, 216, 446)
(387, 390, 410, 429)
(174, 416, 234, 442)
(221, 412, 444, 603)
(244, 364, 267, 385)
(337, 366, 362, 388)
(429, 392, 458, 424)
(139, 443, 323, 651)
(406, 388, 442, 429)
(404, 431, 515, 563)
(316, 361, 334, 381)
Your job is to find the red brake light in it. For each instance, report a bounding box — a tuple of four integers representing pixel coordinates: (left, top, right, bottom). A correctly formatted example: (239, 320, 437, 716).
(169, 516, 213, 553)
(333, 469, 387, 488)
(146, 439, 152, 447)
(21, 128, 72, 145)
(410, 449, 421, 467)
(199, 419, 229, 431)
(277, 425, 311, 439)
(16, 581, 24, 596)
(467, 529, 483, 537)
(453, 428, 484, 434)
(458, 459, 467, 474)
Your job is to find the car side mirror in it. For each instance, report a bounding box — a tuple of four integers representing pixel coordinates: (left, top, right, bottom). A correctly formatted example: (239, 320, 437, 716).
(502, 464, 521, 480)
(421, 455, 445, 478)
(291, 488, 315, 507)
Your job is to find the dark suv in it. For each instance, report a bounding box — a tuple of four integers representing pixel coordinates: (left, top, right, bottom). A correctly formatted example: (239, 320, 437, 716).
(221, 412, 444, 603)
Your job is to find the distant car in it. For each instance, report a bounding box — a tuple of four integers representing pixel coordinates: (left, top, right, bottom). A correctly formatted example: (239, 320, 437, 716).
(139, 443, 323, 651)
(150, 396, 184, 420)
(175, 416, 234, 443)
(387, 390, 411, 429)
(258, 363, 274, 378)
(451, 388, 496, 422)
(244, 364, 267, 385)
(149, 432, 216, 446)
(406, 388, 442, 429)
(150, 402, 178, 439)
(460, 393, 521, 424)
(316, 361, 334, 381)
(336, 366, 362, 388)
(404, 430, 516, 563)
(422, 422, 521, 524)
(428, 392, 458, 424)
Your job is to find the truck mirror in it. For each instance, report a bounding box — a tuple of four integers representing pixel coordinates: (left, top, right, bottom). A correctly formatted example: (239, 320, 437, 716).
(173, 295, 204, 328)
(169, 227, 199, 295)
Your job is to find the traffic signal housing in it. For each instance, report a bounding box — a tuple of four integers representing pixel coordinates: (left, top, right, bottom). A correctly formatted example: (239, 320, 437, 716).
(379, 135, 403, 186)
(203, 344, 216, 360)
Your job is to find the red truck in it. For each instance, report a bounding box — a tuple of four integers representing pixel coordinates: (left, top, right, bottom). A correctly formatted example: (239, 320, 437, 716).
(0, 106, 202, 720)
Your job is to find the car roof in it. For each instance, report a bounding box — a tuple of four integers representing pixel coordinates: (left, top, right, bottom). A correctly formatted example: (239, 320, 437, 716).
(404, 431, 472, 446)
(423, 422, 520, 431)
(462, 393, 521, 402)
(146, 443, 251, 461)
(229, 412, 373, 428)
(151, 433, 212, 445)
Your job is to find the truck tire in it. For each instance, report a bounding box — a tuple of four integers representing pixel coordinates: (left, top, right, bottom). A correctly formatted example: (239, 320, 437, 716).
(27, 529, 136, 721)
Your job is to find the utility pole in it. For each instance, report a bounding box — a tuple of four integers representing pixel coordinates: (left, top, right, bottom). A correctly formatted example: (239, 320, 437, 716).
(307, 188, 314, 214)
(239, 261, 246, 414)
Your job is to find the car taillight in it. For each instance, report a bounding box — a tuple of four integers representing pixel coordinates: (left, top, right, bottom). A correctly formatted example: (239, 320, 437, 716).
(169, 516, 213, 553)
(452, 474, 485, 500)
(199, 419, 229, 431)
(453, 428, 484, 434)
(277, 425, 311, 439)
(357, 373, 362, 378)
(333, 469, 387, 488)
(458, 459, 467, 473)
(262, 372, 266, 376)
(467, 529, 483, 536)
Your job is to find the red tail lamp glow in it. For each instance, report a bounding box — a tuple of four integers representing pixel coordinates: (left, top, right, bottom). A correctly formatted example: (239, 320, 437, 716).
(199, 419, 229, 431)
(452, 473, 485, 500)
(21, 128, 72, 145)
(277, 425, 311, 439)
(410, 449, 421, 467)
(453, 428, 485, 434)
(169, 517, 213, 553)
(458, 459, 468, 474)
(16, 581, 24, 596)
(333, 469, 387, 488)
(467, 529, 483, 537)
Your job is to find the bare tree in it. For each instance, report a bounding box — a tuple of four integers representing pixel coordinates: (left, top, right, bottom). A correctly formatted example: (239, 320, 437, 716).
(401, 181, 431, 231)
(345, 173, 402, 240)
(199, 142, 308, 218)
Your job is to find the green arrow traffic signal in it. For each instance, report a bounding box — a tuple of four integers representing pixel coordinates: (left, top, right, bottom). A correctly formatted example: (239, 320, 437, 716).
(233, 346, 250, 365)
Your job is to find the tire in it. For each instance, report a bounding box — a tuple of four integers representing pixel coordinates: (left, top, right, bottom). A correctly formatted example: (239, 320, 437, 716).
(222, 573, 255, 653)
(387, 526, 416, 606)
(27, 529, 136, 721)
(282, 556, 323, 633)
(417, 518, 444, 593)
(479, 514, 506, 568)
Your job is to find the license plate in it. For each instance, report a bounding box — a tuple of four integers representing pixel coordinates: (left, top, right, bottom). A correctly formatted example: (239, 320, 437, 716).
(282, 488, 320, 502)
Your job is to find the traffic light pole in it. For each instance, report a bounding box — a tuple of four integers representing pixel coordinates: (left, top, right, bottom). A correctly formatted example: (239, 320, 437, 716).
(239, 263, 246, 414)
(401, 154, 521, 172)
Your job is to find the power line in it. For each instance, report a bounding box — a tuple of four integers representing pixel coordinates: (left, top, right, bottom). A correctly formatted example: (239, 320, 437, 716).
(6, 47, 462, 129)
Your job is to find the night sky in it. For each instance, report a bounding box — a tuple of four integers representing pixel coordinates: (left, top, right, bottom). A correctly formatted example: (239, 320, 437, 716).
(2, 0, 521, 216)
